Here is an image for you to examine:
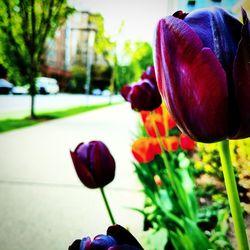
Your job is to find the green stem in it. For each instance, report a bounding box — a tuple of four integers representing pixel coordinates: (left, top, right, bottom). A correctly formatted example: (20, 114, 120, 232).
(218, 140, 249, 250)
(100, 187, 115, 225)
(150, 111, 192, 219)
(150, 112, 175, 187)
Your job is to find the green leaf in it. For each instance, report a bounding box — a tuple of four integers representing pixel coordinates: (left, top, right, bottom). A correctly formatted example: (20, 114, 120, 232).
(141, 228, 168, 250)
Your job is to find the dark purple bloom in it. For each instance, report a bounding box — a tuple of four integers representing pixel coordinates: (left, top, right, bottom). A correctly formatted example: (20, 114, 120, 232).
(68, 224, 144, 250)
(140, 65, 157, 85)
(70, 141, 115, 188)
(154, 7, 250, 142)
(121, 65, 162, 111)
(120, 79, 162, 111)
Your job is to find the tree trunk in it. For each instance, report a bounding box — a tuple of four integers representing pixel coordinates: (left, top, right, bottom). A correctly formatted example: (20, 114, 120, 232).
(31, 93, 36, 119)
(29, 77, 37, 119)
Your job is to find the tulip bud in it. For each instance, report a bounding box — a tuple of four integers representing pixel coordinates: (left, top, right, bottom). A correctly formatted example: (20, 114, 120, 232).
(154, 175, 163, 187)
(70, 141, 115, 189)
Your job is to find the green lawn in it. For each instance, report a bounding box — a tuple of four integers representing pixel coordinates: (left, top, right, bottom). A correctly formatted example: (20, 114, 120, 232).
(0, 102, 122, 133)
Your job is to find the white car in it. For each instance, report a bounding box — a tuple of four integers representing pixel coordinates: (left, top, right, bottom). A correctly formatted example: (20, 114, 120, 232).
(11, 86, 28, 95)
(36, 77, 59, 94)
(0, 78, 13, 94)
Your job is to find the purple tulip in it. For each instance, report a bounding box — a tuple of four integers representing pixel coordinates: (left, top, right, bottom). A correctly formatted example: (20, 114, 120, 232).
(70, 141, 115, 188)
(154, 7, 250, 142)
(121, 65, 162, 111)
(68, 224, 144, 250)
(120, 78, 162, 111)
(140, 65, 157, 85)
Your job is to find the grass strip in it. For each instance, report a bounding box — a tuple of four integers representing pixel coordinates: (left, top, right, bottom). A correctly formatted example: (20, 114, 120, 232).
(0, 102, 121, 133)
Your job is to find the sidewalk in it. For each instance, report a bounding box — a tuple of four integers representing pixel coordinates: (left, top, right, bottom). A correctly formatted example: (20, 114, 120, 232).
(0, 103, 145, 250)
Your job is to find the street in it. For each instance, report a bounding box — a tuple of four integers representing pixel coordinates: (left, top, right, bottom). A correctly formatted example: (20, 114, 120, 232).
(0, 93, 123, 118)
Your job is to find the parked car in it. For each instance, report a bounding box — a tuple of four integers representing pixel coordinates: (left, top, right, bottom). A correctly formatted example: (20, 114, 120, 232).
(36, 77, 59, 94)
(11, 86, 29, 95)
(92, 88, 102, 95)
(0, 78, 13, 94)
(102, 89, 111, 96)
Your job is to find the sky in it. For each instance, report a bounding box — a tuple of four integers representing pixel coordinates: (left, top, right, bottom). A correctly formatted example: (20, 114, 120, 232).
(67, 0, 242, 44)
(68, 0, 170, 44)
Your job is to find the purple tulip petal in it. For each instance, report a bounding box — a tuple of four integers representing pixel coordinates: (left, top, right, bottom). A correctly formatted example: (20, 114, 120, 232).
(129, 80, 162, 111)
(183, 7, 242, 74)
(232, 9, 250, 139)
(183, 7, 243, 136)
(70, 150, 98, 188)
(120, 85, 131, 101)
(68, 239, 81, 250)
(91, 141, 115, 188)
(80, 237, 92, 250)
(154, 16, 228, 142)
(89, 234, 117, 250)
(141, 66, 157, 85)
(107, 225, 143, 250)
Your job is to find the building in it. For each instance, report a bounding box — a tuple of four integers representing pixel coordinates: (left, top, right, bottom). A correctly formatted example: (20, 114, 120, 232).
(42, 11, 97, 91)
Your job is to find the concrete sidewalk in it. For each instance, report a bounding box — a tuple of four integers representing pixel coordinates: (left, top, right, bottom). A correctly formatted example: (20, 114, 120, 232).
(0, 103, 145, 250)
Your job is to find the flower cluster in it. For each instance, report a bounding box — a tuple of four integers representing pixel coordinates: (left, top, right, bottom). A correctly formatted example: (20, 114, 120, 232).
(68, 6, 250, 250)
(132, 103, 196, 163)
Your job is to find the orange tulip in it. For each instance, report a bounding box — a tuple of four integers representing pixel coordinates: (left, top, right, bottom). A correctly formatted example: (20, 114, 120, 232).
(144, 113, 166, 137)
(140, 104, 176, 137)
(132, 137, 162, 163)
(162, 136, 179, 152)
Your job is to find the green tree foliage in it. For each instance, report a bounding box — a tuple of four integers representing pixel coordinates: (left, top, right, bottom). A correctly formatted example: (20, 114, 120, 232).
(89, 14, 153, 93)
(89, 13, 116, 64)
(87, 13, 153, 94)
(117, 40, 153, 90)
(0, 0, 74, 118)
(88, 13, 116, 93)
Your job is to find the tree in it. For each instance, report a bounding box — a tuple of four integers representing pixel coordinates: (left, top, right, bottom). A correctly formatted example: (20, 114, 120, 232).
(89, 13, 118, 95)
(0, 0, 74, 118)
(116, 40, 153, 90)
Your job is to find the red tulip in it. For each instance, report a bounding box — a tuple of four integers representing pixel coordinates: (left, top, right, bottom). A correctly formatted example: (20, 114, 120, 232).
(179, 134, 196, 151)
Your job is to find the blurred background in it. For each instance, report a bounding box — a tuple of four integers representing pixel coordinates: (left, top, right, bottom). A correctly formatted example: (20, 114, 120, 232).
(0, 0, 248, 103)
(0, 1, 249, 250)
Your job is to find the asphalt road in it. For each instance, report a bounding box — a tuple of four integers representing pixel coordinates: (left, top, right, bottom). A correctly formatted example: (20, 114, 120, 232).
(0, 93, 123, 118)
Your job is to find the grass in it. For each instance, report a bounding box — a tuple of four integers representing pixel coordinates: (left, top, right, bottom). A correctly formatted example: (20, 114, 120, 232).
(0, 102, 122, 133)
